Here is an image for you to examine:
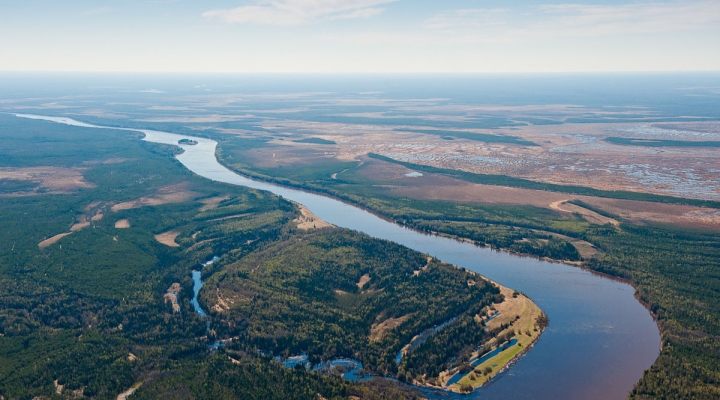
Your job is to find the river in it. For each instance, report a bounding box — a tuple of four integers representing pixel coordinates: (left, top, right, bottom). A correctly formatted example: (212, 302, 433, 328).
(17, 114, 660, 400)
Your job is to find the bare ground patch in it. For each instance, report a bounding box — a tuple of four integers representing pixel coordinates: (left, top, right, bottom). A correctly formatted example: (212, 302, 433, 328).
(485, 285, 540, 332)
(370, 314, 411, 341)
(91, 210, 104, 221)
(111, 183, 197, 212)
(294, 204, 333, 230)
(549, 200, 619, 227)
(566, 239, 601, 259)
(70, 202, 106, 231)
(115, 219, 130, 229)
(357, 274, 371, 290)
(117, 383, 142, 400)
(0, 167, 95, 194)
(163, 283, 182, 313)
(208, 213, 254, 222)
(414, 256, 433, 276)
(81, 157, 134, 166)
(154, 231, 180, 247)
(39, 233, 73, 248)
(39, 201, 107, 247)
(580, 197, 720, 231)
(199, 195, 230, 211)
(70, 221, 91, 231)
(54, 380, 64, 395)
(213, 288, 233, 313)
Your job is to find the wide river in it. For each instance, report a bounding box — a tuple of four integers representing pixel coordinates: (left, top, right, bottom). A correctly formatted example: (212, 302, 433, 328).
(19, 114, 660, 400)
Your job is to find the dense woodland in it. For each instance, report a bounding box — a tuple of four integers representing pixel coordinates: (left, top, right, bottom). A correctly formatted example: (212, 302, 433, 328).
(201, 230, 500, 378)
(0, 115, 506, 399)
(3, 109, 719, 398)
(217, 135, 720, 399)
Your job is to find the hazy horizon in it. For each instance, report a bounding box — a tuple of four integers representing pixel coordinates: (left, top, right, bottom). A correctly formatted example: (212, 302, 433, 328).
(2, 1, 719, 73)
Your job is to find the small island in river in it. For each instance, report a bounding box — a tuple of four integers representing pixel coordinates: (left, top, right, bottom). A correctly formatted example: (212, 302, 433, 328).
(178, 138, 198, 145)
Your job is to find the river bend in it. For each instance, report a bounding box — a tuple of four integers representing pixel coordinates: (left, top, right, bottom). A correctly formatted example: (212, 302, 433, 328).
(18, 114, 660, 400)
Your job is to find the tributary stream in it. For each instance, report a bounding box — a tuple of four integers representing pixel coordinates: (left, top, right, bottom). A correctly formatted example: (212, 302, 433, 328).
(18, 114, 660, 400)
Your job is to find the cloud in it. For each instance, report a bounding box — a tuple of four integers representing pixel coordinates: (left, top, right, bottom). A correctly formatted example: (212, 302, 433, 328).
(538, 1, 720, 35)
(83, 7, 115, 16)
(424, 8, 510, 30)
(203, 0, 397, 25)
(424, 1, 720, 42)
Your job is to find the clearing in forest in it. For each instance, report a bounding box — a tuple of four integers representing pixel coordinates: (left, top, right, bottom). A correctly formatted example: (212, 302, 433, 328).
(293, 204, 333, 230)
(111, 183, 197, 211)
(154, 231, 180, 247)
(549, 200, 619, 227)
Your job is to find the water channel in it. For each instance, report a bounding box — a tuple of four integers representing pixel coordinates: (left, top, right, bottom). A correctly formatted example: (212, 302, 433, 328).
(18, 114, 661, 400)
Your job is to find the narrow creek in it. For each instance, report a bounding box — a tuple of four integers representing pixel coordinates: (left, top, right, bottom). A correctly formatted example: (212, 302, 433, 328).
(19, 114, 661, 400)
(191, 257, 218, 318)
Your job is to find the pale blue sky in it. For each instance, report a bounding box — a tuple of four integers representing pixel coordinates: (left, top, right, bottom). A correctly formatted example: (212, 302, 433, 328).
(1, 0, 718, 72)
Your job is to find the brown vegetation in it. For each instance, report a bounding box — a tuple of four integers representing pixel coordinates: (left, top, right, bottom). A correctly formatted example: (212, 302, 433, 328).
(199, 196, 230, 211)
(293, 204, 333, 230)
(0, 166, 94, 194)
(111, 183, 197, 212)
(70, 221, 91, 231)
(357, 274, 371, 290)
(163, 283, 182, 313)
(369, 314, 411, 341)
(38, 232, 73, 249)
(549, 200, 619, 227)
(154, 231, 180, 247)
(358, 158, 720, 231)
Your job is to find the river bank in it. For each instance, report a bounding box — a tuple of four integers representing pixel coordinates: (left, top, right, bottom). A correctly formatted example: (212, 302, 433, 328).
(21, 114, 660, 400)
(441, 283, 545, 392)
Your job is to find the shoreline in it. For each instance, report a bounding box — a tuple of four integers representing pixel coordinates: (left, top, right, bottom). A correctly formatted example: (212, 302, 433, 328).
(214, 151, 596, 267)
(436, 281, 545, 393)
(215, 150, 552, 392)
(15, 114, 661, 399)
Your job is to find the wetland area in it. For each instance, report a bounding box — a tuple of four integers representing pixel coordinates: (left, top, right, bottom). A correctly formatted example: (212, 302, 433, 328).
(25, 114, 660, 399)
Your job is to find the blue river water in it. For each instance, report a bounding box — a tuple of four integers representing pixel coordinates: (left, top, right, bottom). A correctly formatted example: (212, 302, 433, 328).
(446, 338, 521, 387)
(17, 114, 661, 400)
(191, 256, 219, 318)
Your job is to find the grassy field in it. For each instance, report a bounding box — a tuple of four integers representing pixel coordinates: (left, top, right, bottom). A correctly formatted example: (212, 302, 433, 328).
(367, 153, 720, 209)
(0, 114, 528, 399)
(215, 134, 720, 399)
(448, 285, 544, 392)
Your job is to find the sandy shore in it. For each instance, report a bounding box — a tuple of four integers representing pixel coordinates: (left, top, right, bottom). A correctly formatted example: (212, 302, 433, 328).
(439, 278, 545, 393)
(293, 204, 333, 230)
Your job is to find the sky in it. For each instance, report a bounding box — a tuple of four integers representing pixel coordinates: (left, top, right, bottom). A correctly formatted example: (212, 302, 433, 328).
(1, 0, 719, 73)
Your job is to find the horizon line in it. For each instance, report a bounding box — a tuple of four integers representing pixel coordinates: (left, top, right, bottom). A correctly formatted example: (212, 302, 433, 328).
(1, 70, 720, 75)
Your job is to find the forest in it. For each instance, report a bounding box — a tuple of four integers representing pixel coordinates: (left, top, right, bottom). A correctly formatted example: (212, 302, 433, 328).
(216, 134, 720, 399)
(201, 229, 501, 380)
(0, 114, 513, 399)
(605, 137, 720, 148)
